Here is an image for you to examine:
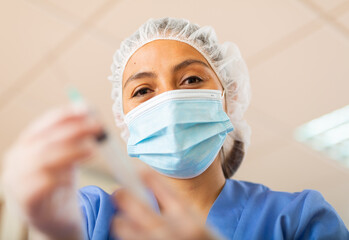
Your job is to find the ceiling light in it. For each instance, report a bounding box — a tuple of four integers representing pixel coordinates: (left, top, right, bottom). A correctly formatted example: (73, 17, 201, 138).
(294, 105, 349, 167)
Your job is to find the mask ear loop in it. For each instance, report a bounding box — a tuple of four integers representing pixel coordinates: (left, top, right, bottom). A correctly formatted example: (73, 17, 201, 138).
(220, 89, 228, 113)
(219, 146, 226, 176)
(218, 84, 226, 173)
(220, 89, 225, 99)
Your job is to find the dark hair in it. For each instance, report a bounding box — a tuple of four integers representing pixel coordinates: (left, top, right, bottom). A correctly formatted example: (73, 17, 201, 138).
(221, 140, 244, 178)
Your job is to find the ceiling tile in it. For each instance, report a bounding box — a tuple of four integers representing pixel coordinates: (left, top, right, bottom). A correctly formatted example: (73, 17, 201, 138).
(96, 0, 317, 58)
(244, 106, 291, 162)
(249, 25, 349, 131)
(0, 0, 74, 95)
(308, 0, 349, 11)
(337, 9, 349, 28)
(41, 0, 109, 20)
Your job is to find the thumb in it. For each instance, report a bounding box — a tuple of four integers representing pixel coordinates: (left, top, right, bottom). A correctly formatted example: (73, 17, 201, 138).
(140, 169, 187, 215)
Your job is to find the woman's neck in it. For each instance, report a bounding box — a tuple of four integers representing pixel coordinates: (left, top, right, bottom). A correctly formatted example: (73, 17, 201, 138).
(158, 157, 226, 220)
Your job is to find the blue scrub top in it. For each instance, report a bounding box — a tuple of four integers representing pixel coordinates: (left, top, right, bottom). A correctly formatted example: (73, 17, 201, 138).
(78, 179, 349, 239)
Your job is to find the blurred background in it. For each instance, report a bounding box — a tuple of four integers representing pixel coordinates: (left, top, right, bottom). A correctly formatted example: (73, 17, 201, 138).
(0, 0, 348, 238)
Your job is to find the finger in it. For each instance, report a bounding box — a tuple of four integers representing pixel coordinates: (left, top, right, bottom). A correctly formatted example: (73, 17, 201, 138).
(140, 170, 185, 214)
(26, 117, 102, 169)
(44, 117, 103, 145)
(113, 189, 163, 230)
(20, 104, 90, 142)
(41, 137, 97, 169)
(112, 215, 144, 240)
(113, 214, 170, 240)
(24, 135, 97, 172)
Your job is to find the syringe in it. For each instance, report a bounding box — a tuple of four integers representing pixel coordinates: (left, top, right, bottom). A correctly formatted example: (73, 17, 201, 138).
(67, 88, 154, 208)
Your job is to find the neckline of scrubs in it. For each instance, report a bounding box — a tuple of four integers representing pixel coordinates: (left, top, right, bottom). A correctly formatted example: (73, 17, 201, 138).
(205, 179, 248, 239)
(149, 179, 248, 239)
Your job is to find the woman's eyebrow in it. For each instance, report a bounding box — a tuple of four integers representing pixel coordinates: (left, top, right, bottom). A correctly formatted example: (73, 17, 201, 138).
(124, 71, 157, 88)
(124, 59, 209, 88)
(173, 59, 210, 72)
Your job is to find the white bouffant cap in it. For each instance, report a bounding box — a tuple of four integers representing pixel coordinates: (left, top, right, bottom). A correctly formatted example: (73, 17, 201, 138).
(108, 17, 251, 161)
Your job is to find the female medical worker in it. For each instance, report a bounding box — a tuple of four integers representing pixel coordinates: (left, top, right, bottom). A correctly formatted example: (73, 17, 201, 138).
(2, 18, 349, 240)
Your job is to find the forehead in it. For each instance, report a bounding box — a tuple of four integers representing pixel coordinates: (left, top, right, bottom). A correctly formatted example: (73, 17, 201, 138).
(122, 40, 210, 81)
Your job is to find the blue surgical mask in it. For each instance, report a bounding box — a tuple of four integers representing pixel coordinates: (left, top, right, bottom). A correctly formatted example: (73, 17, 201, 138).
(124, 89, 234, 179)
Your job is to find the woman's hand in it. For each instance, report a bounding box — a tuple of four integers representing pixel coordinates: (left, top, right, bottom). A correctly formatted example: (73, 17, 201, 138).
(2, 105, 103, 240)
(112, 170, 223, 240)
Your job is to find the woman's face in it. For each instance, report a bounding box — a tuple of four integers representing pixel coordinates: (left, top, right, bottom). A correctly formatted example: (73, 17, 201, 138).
(122, 40, 224, 114)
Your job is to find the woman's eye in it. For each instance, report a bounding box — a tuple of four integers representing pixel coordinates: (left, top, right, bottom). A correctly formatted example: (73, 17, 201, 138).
(132, 88, 153, 97)
(182, 76, 203, 85)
